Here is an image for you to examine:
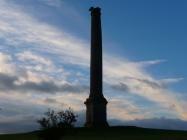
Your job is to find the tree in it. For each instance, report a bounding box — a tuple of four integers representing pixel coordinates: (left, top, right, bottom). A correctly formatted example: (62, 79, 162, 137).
(57, 108, 77, 128)
(37, 108, 78, 140)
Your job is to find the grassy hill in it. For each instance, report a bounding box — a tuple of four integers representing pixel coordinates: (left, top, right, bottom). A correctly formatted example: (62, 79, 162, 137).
(1, 126, 187, 140)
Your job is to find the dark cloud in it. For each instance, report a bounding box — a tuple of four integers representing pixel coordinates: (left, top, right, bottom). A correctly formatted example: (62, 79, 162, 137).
(0, 115, 39, 134)
(59, 112, 187, 131)
(1, 110, 187, 134)
(111, 76, 164, 92)
(109, 118, 187, 131)
(74, 110, 85, 127)
(0, 74, 18, 91)
(0, 73, 89, 94)
(134, 78, 163, 89)
(111, 82, 130, 92)
(43, 98, 66, 106)
(124, 76, 163, 89)
(44, 98, 58, 104)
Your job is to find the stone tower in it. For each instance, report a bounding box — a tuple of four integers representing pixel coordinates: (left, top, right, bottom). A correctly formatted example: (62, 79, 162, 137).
(84, 7, 109, 127)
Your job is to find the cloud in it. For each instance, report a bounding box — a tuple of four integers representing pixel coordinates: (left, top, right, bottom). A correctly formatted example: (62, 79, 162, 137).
(111, 82, 130, 92)
(108, 98, 149, 121)
(125, 76, 164, 89)
(40, 0, 63, 7)
(0, 73, 88, 94)
(0, 114, 38, 134)
(103, 57, 187, 120)
(109, 118, 187, 131)
(0, 53, 16, 74)
(16, 51, 52, 66)
(0, 0, 89, 66)
(159, 78, 184, 85)
(0, 73, 18, 91)
(137, 59, 166, 67)
(0, 51, 88, 94)
(111, 76, 175, 91)
(44, 98, 58, 104)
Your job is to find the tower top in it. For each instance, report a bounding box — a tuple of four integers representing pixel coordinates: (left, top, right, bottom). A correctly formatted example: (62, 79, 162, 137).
(89, 7, 101, 15)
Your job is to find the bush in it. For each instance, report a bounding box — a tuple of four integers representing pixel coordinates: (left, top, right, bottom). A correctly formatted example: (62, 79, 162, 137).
(37, 108, 78, 140)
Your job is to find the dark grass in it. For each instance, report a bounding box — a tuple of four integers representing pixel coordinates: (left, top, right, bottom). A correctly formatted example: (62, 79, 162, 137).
(0, 132, 38, 140)
(1, 126, 187, 140)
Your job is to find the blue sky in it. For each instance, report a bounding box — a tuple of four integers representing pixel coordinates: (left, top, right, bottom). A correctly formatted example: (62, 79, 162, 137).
(0, 0, 187, 133)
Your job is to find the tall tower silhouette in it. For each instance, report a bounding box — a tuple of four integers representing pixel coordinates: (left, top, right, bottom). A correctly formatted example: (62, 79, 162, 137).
(84, 7, 109, 127)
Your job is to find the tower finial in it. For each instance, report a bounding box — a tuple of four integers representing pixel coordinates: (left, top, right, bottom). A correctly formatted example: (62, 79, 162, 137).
(89, 7, 94, 11)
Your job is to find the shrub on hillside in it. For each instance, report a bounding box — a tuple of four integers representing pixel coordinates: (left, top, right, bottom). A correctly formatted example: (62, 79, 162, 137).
(37, 108, 78, 140)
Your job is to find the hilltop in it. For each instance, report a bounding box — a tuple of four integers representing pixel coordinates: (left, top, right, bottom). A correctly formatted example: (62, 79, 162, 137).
(1, 126, 187, 140)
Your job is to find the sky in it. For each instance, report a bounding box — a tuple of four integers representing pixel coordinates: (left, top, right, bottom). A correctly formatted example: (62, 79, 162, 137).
(0, 0, 187, 134)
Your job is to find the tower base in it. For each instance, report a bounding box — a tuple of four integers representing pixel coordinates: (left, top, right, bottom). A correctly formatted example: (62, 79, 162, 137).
(84, 97, 109, 127)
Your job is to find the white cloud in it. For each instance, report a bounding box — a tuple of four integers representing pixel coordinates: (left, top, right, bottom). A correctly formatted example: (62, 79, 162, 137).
(108, 98, 150, 120)
(137, 59, 166, 67)
(16, 51, 52, 66)
(40, 0, 63, 7)
(0, 0, 89, 66)
(159, 78, 184, 85)
(0, 53, 16, 74)
(16, 51, 59, 74)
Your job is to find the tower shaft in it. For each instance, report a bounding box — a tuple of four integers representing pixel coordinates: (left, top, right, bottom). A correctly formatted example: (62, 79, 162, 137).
(90, 7, 103, 98)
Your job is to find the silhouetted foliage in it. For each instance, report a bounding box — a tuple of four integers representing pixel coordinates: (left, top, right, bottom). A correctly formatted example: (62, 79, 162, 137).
(37, 108, 77, 140)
